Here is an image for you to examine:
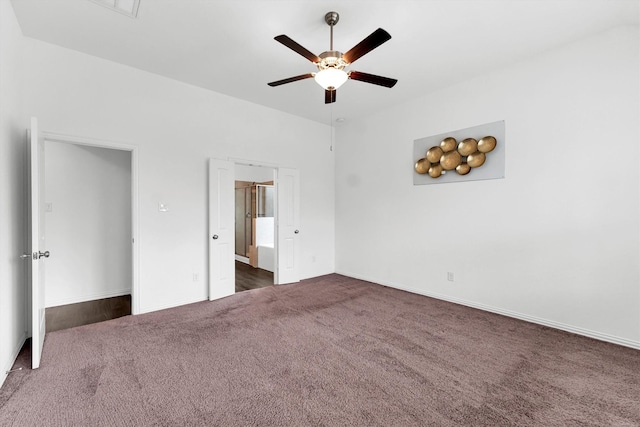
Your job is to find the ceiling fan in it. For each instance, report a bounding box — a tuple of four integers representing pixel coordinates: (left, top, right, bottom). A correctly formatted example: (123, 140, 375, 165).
(268, 11, 398, 104)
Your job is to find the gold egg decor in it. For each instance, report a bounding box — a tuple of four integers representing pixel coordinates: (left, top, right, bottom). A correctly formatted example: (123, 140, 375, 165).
(440, 151, 461, 170)
(440, 137, 457, 152)
(467, 151, 486, 168)
(414, 158, 430, 174)
(457, 138, 478, 156)
(456, 162, 471, 175)
(426, 146, 444, 163)
(477, 136, 497, 153)
(415, 134, 497, 180)
(428, 163, 443, 178)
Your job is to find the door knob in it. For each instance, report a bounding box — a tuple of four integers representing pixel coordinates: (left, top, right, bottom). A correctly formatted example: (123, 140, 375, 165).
(38, 251, 50, 259)
(294, 230, 299, 234)
(20, 253, 31, 260)
(212, 235, 219, 240)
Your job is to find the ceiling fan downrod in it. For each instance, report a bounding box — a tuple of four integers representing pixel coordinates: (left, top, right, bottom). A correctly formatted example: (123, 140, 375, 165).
(325, 11, 339, 51)
(318, 11, 346, 76)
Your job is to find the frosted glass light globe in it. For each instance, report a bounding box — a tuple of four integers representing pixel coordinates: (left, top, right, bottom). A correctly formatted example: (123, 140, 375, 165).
(314, 68, 348, 90)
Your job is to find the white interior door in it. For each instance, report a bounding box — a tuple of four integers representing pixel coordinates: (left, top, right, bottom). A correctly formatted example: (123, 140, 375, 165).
(208, 159, 235, 300)
(275, 168, 300, 285)
(29, 117, 47, 369)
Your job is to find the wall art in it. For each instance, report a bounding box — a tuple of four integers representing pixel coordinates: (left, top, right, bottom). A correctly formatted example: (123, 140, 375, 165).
(413, 120, 505, 185)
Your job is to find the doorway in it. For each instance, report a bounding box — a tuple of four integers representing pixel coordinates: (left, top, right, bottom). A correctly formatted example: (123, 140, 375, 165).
(41, 133, 139, 330)
(234, 165, 275, 293)
(208, 159, 300, 301)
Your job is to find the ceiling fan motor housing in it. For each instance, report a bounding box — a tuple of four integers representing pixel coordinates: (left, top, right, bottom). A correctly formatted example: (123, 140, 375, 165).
(318, 51, 347, 71)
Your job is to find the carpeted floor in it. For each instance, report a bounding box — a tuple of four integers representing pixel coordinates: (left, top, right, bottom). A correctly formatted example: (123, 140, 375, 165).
(1, 274, 639, 426)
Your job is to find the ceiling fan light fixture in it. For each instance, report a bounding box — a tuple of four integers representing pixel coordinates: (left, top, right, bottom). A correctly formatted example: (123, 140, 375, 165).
(268, 11, 396, 103)
(314, 68, 348, 90)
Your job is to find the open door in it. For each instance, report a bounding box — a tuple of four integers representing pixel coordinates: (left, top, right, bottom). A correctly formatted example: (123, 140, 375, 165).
(208, 159, 235, 300)
(275, 168, 300, 285)
(28, 117, 47, 369)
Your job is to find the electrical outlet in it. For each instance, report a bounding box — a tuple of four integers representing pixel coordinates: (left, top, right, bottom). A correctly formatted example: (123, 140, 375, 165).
(447, 272, 454, 282)
(192, 273, 198, 282)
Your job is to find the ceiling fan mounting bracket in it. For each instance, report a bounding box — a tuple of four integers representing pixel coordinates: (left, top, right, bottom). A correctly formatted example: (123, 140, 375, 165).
(324, 11, 339, 27)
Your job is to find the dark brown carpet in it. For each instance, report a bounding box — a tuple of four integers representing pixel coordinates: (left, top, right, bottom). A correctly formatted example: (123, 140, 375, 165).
(1, 274, 638, 426)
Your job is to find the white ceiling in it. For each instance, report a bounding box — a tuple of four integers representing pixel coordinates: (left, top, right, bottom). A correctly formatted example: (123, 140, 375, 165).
(9, 0, 639, 125)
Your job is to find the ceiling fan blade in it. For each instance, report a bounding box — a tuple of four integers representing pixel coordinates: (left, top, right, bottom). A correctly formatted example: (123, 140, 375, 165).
(268, 73, 315, 87)
(349, 71, 397, 88)
(274, 35, 321, 63)
(325, 89, 336, 104)
(342, 28, 391, 64)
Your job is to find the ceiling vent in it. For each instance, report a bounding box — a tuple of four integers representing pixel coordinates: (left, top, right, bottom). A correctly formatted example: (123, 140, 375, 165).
(90, 0, 140, 18)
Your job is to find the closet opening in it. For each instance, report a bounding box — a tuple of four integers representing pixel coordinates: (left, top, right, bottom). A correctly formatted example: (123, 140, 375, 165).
(43, 138, 136, 331)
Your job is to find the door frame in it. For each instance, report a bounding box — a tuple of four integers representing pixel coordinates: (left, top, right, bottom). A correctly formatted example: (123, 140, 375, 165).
(41, 131, 140, 314)
(232, 161, 277, 270)
(230, 159, 279, 286)
(221, 157, 300, 291)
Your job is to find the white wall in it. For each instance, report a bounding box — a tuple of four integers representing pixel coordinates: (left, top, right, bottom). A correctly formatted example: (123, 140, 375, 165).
(0, 0, 27, 388)
(335, 26, 640, 348)
(44, 141, 132, 307)
(235, 164, 275, 183)
(21, 35, 335, 313)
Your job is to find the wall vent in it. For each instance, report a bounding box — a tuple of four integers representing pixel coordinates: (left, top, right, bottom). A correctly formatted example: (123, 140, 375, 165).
(89, 0, 140, 18)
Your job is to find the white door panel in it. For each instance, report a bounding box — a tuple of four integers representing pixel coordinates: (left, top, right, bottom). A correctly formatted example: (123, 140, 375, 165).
(208, 159, 235, 300)
(29, 117, 47, 369)
(276, 168, 300, 285)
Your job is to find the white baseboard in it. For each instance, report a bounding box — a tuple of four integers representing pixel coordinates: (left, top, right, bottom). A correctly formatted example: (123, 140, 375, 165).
(235, 255, 249, 264)
(46, 288, 131, 308)
(338, 271, 640, 351)
(0, 331, 27, 389)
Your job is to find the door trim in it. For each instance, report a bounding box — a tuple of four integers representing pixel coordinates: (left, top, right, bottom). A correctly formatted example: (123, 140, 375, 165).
(41, 131, 140, 315)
